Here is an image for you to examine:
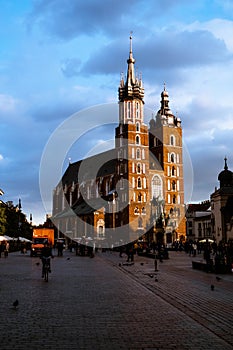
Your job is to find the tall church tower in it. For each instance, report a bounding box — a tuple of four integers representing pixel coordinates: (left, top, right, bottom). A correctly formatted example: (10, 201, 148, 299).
(115, 35, 150, 241)
(149, 86, 186, 242)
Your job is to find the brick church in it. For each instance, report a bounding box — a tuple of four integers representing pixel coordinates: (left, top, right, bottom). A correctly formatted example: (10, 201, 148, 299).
(52, 36, 186, 247)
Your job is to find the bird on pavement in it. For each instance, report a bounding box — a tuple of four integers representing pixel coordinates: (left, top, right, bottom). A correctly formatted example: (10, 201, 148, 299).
(140, 262, 144, 266)
(211, 284, 215, 291)
(149, 274, 153, 278)
(13, 300, 19, 309)
(36, 262, 40, 266)
(216, 276, 222, 282)
(155, 277, 158, 282)
(66, 257, 70, 260)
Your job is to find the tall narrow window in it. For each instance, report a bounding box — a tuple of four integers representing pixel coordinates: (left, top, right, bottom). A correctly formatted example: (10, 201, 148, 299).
(136, 148, 141, 159)
(127, 101, 131, 118)
(136, 102, 140, 119)
(151, 175, 163, 199)
(137, 177, 142, 188)
(136, 135, 140, 145)
(170, 135, 175, 146)
(136, 122, 140, 132)
(170, 153, 175, 163)
(138, 192, 142, 202)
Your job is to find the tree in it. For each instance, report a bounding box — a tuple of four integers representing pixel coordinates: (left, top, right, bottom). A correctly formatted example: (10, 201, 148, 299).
(0, 204, 7, 235)
(2, 201, 32, 240)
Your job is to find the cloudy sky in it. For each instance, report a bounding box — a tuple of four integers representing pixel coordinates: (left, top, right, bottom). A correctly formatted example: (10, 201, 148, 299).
(1, 0, 233, 225)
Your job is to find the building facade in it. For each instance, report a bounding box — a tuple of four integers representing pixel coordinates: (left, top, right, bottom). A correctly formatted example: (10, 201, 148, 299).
(211, 158, 233, 244)
(52, 37, 186, 246)
(186, 201, 212, 242)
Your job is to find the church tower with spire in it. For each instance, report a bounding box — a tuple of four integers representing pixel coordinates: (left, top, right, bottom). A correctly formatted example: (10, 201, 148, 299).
(115, 35, 150, 241)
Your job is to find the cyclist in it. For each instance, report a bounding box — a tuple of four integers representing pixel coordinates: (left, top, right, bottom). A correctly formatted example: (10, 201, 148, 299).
(41, 240, 53, 278)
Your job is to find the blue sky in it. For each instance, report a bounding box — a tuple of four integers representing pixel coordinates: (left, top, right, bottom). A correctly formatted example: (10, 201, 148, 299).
(1, 0, 233, 225)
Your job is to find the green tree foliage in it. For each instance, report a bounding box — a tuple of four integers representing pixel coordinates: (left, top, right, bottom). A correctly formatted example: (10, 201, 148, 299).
(0, 201, 32, 240)
(0, 205, 7, 235)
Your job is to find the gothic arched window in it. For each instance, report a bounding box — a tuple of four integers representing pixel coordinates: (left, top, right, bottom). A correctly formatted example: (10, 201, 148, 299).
(151, 175, 163, 199)
(170, 135, 175, 146)
(136, 135, 140, 145)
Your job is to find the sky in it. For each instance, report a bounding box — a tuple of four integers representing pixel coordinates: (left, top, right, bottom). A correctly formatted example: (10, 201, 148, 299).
(1, 0, 233, 225)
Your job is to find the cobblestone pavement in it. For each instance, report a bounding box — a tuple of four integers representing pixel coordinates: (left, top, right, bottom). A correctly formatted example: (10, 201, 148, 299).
(0, 249, 233, 350)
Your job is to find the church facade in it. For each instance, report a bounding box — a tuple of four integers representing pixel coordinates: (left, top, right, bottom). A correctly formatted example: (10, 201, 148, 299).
(211, 158, 233, 243)
(52, 37, 186, 246)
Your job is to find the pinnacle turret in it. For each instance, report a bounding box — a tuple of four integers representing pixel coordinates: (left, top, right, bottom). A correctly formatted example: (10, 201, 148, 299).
(118, 35, 144, 102)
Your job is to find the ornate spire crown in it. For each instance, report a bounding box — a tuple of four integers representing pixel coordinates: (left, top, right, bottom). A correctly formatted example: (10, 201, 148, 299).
(118, 35, 144, 102)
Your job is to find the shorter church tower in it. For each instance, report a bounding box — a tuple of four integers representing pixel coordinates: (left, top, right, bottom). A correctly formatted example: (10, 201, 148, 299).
(149, 85, 186, 242)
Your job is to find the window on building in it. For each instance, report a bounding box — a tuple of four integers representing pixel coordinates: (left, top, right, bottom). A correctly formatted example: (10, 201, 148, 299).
(152, 175, 163, 199)
(138, 192, 142, 202)
(137, 163, 141, 173)
(136, 122, 140, 132)
(137, 177, 142, 188)
(136, 135, 140, 145)
(134, 207, 139, 215)
(136, 102, 140, 119)
(170, 135, 175, 146)
(127, 101, 131, 118)
(171, 153, 175, 163)
(136, 148, 141, 159)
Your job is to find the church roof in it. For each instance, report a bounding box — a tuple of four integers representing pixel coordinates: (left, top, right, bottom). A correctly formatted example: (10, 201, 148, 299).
(61, 148, 117, 187)
(187, 201, 210, 213)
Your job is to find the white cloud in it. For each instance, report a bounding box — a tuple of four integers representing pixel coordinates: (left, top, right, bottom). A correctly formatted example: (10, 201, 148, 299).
(0, 94, 19, 113)
(187, 19, 233, 52)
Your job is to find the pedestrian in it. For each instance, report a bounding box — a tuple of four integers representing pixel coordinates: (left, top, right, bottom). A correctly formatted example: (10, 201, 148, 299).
(126, 243, 134, 262)
(193, 242, 197, 257)
(4, 241, 9, 258)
